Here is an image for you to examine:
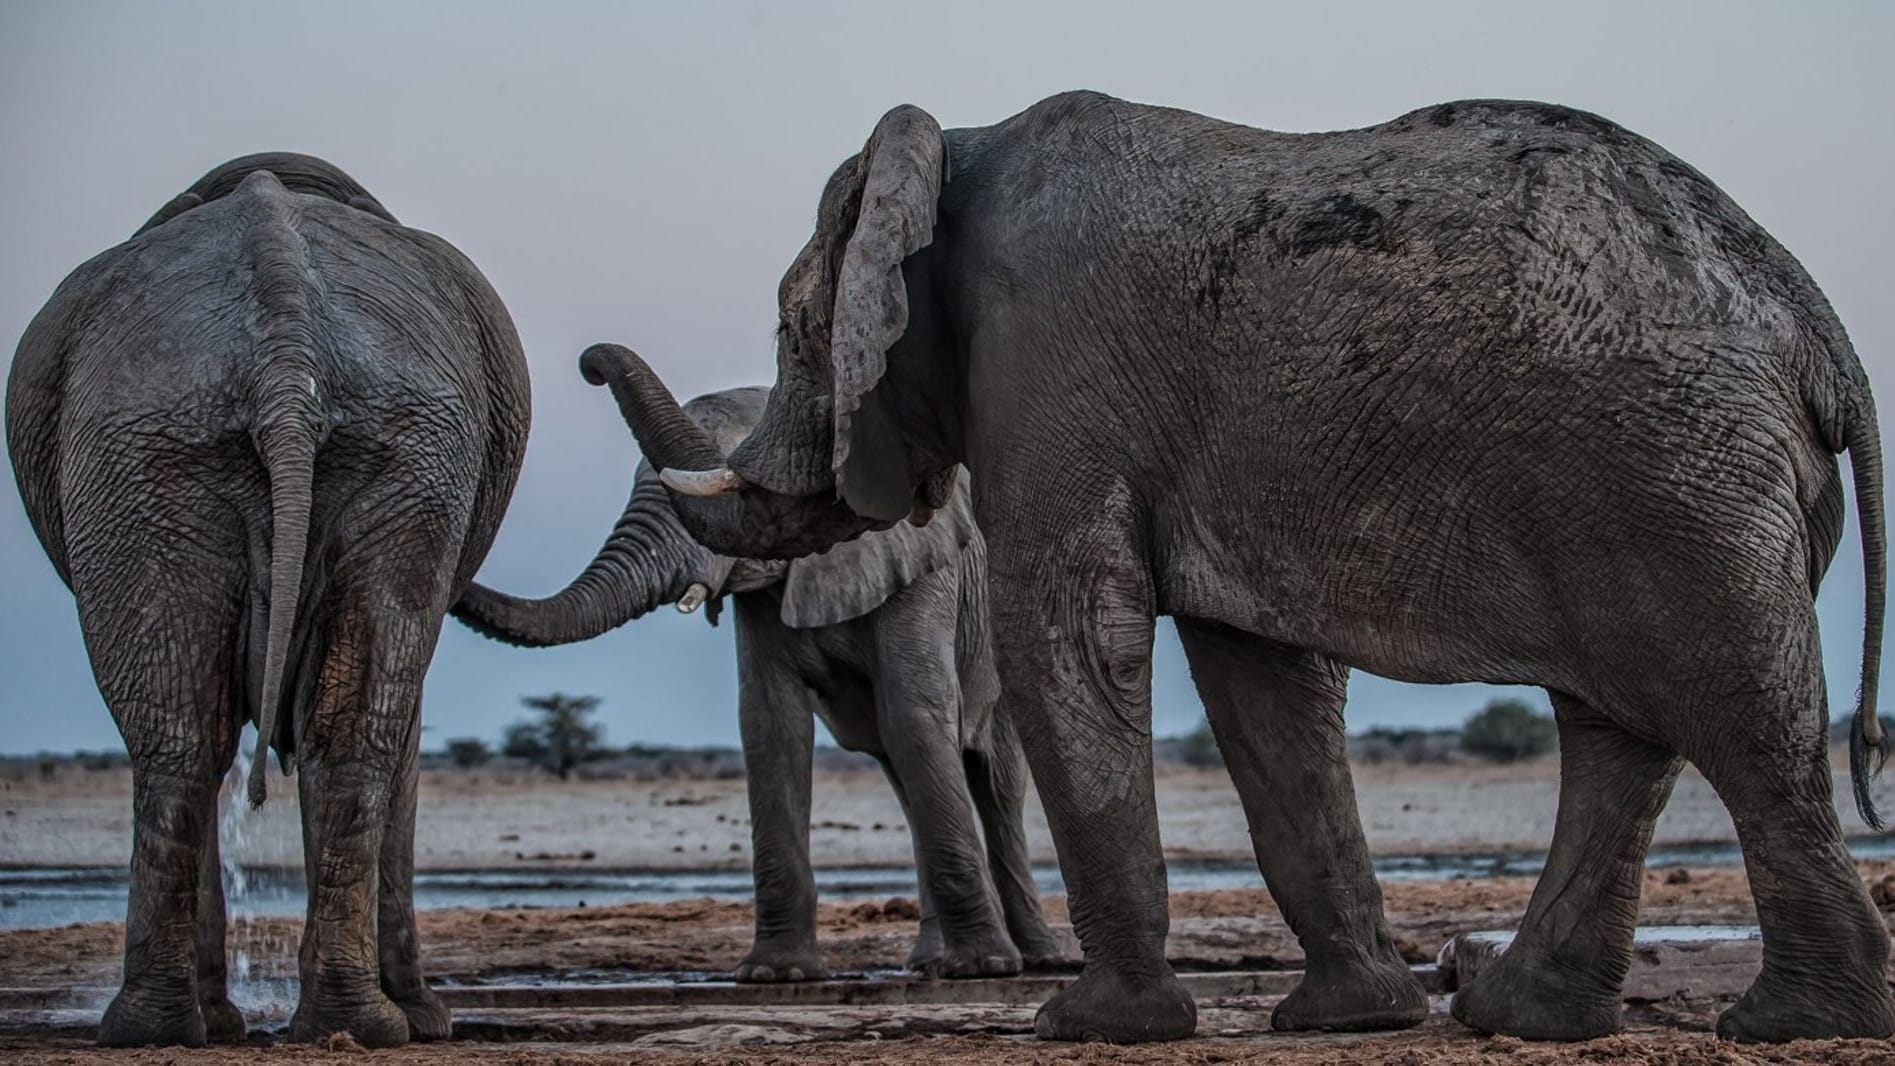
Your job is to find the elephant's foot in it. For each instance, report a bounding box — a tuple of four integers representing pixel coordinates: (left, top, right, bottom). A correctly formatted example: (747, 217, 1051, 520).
(1715, 970, 1895, 1043)
(906, 917, 945, 973)
(913, 926, 1021, 979)
(1449, 946, 1620, 1041)
(1015, 927, 1073, 972)
(389, 984, 452, 1042)
(1033, 963, 1196, 1043)
(735, 941, 827, 983)
(1272, 954, 1428, 1033)
(198, 993, 247, 1045)
(98, 986, 207, 1048)
(289, 989, 410, 1049)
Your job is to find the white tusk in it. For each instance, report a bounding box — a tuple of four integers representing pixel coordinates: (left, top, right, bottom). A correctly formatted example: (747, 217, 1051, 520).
(660, 467, 748, 497)
(677, 583, 710, 614)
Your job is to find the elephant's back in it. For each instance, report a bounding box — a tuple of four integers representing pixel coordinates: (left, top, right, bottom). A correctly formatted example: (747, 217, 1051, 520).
(58, 185, 511, 432)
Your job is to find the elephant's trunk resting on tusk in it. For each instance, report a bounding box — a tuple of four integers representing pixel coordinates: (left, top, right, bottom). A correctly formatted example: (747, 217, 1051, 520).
(661, 467, 748, 497)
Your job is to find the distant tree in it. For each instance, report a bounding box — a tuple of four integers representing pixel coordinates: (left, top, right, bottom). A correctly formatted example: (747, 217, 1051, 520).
(507, 693, 605, 779)
(1461, 699, 1557, 763)
(445, 737, 492, 769)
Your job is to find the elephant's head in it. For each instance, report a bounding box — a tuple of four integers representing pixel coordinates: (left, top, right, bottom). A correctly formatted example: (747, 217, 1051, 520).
(597, 104, 962, 561)
(452, 373, 979, 644)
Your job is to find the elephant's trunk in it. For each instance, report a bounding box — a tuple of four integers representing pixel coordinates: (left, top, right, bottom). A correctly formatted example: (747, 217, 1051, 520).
(579, 342, 877, 560)
(452, 467, 709, 647)
(580, 344, 733, 479)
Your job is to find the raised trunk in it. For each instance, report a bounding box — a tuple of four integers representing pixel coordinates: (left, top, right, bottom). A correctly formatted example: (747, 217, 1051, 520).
(451, 467, 708, 647)
(580, 342, 882, 561)
(579, 343, 727, 473)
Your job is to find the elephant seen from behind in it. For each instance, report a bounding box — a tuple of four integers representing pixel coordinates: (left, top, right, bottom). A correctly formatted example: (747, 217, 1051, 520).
(7, 154, 530, 1047)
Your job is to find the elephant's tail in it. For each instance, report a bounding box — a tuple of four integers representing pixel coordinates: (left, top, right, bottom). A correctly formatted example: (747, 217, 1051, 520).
(238, 172, 325, 809)
(246, 365, 320, 809)
(1847, 392, 1887, 831)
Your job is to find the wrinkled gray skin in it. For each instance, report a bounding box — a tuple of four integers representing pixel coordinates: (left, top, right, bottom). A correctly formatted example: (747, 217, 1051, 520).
(6, 154, 529, 1048)
(452, 377, 1061, 980)
(602, 92, 1891, 1044)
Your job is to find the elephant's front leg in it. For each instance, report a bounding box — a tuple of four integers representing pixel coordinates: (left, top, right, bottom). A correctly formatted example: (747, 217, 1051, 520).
(1175, 618, 1426, 1032)
(733, 621, 825, 983)
(376, 706, 450, 1040)
(989, 514, 1194, 1042)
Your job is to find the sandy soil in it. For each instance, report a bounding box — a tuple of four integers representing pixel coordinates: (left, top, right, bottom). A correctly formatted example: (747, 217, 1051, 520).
(5, 754, 1890, 871)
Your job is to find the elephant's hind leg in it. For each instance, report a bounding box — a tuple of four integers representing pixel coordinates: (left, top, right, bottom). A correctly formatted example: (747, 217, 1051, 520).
(1685, 633, 1894, 1041)
(1174, 617, 1426, 1033)
(288, 588, 443, 1049)
(376, 702, 450, 1040)
(870, 600, 1019, 979)
(79, 542, 245, 1047)
(195, 792, 247, 1044)
(1450, 693, 1681, 1040)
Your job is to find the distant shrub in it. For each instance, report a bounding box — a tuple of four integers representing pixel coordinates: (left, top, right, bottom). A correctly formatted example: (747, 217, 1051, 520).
(1351, 728, 1461, 765)
(501, 721, 546, 760)
(1174, 723, 1223, 768)
(445, 737, 492, 769)
(1460, 700, 1557, 763)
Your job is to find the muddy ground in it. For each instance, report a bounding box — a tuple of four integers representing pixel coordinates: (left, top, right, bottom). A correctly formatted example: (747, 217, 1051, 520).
(6, 761, 1895, 1060)
(7, 864, 1895, 1062)
(17, 862, 1892, 989)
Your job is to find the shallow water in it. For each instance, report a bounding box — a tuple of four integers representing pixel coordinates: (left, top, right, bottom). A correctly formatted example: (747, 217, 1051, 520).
(9, 836, 1894, 933)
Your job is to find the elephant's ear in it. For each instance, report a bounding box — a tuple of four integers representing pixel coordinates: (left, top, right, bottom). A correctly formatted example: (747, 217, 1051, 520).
(830, 104, 948, 522)
(780, 468, 975, 629)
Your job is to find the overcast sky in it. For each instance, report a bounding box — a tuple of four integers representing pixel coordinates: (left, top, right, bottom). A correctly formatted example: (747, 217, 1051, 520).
(2, 1, 1890, 755)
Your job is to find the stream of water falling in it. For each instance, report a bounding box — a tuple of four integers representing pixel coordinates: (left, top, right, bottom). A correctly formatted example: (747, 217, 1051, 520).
(218, 741, 298, 1020)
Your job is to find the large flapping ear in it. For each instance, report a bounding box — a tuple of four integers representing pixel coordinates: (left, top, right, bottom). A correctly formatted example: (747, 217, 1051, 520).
(780, 465, 976, 629)
(829, 105, 948, 522)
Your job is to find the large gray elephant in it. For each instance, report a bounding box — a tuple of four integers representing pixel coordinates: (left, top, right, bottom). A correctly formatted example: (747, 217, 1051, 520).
(582, 92, 1890, 1044)
(452, 373, 1061, 980)
(6, 154, 530, 1047)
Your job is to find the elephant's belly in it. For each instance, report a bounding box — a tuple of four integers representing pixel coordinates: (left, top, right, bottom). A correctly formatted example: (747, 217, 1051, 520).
(1157, 511, 1576, 690)
(815, 699, 885, 755)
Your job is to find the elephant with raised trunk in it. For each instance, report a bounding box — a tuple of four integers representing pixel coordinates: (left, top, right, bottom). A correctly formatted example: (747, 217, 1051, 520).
(600, 92, 1890, 1044)
(453, 366, 1061, 981)
(7, 154, 529, 1047)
